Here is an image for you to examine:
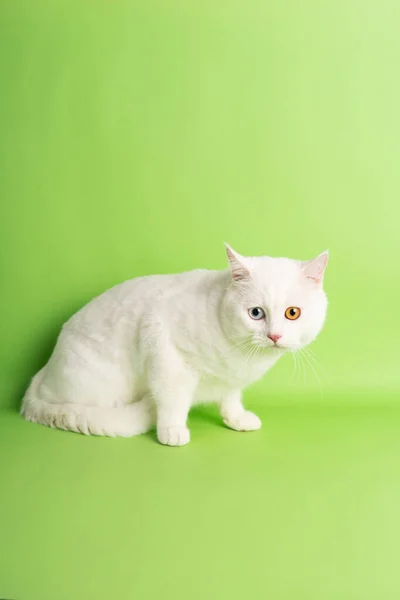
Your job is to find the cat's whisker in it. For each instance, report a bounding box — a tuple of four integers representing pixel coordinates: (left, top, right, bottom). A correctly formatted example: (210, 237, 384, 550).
(303, 346, 320, 362)
(303, 347, 327, 379)
(297, 350, 307, 386)
(299, 348, 324, 400)
(230, 333, 253, 342)
(241, 341, 264, 375)
(291, 350, 299, 384)
(223, 337, 252, 354)
(225, 340, 253, 356)
(252, 343, 262, 364)
(239, 348, 252, 374)
(219, 339, 254, 367)
(245, 343, 258, 365)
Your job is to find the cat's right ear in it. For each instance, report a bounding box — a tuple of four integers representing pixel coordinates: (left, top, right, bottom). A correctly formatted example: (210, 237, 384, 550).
(225, 244, 250, 282)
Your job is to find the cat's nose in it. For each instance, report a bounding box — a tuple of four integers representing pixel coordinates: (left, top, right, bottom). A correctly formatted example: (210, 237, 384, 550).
(268, 334, 282, 344)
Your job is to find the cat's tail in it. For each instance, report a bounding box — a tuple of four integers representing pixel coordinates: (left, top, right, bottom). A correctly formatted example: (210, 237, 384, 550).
(21, 368, 155, 437)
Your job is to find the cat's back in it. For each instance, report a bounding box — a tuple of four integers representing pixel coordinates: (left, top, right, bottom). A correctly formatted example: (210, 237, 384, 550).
(67, 268, 220, 331)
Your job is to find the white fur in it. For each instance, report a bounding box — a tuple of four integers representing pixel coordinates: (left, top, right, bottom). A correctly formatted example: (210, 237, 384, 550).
(21, 246, 328, 445)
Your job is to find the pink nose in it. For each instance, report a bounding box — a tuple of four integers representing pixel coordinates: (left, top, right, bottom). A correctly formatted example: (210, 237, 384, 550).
(268, 334, 282, 344)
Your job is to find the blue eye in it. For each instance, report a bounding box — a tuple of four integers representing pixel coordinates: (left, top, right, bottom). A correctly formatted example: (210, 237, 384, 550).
(248, 307, 265, 320)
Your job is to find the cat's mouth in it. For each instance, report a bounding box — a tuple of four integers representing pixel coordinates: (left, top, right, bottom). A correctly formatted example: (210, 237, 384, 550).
(246, 338, 288, 352)
(270, 343, 286, 351)
(256, 340, 287, 351)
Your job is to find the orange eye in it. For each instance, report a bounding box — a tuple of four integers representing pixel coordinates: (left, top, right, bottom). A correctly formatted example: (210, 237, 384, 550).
(285, 306, 301, 320)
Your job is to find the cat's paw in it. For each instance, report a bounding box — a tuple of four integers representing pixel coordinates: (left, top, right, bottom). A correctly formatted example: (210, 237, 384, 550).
(157, 425, 190, 447)
(223, 411, 262, 432)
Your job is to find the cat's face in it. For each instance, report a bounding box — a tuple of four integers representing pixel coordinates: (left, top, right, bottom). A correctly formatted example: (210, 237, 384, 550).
(223, 246, 328, 352)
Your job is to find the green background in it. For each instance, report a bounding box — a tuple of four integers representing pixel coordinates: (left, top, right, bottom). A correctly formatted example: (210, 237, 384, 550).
(1, 1, 400, 599)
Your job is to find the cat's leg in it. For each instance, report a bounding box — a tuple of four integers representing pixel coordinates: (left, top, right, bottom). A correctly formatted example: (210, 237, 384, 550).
(149, 354, 197, 447)
(219, 391, 262, 432)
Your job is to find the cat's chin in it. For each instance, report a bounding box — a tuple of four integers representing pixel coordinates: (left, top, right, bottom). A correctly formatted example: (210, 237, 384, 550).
(281, 344, 302, 352)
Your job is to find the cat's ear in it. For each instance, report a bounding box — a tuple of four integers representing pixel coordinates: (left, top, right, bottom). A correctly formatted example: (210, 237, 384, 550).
(302, 250, 329, 285)
(225, 244, 250, 283)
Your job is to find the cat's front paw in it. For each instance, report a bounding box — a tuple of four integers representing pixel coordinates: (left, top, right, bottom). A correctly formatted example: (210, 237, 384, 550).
(223, 411, 262, 432)
(157, 425, 190, 447)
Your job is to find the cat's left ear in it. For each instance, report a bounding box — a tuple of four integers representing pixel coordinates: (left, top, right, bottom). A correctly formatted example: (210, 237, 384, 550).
(225, 244, 251, 282)
(302, 250, 329, 285)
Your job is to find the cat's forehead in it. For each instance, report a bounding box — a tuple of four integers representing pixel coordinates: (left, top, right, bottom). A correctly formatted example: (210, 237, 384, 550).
(247, 257, 306, 303)
(250, 256, 301, 285)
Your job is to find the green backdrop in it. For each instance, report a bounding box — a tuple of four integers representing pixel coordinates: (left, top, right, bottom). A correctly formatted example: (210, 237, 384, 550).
(1, 1, 400, 599)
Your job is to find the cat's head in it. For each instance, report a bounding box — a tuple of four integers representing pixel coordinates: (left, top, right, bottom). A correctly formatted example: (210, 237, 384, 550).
(222, 245, 328, 352)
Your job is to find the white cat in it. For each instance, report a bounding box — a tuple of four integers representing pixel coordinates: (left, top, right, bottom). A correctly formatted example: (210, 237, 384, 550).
(21, 245, 328, 446)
